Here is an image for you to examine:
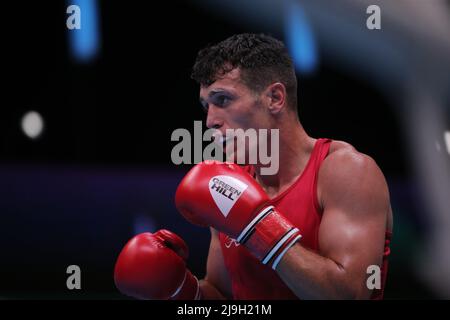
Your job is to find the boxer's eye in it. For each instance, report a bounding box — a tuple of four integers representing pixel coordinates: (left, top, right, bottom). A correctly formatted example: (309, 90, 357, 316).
(201, 90, 235, 110)
(211, 94, 232, 108)
(216, 96, 229, 106)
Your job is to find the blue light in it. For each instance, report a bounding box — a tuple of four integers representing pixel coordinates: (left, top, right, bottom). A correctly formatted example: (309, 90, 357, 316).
(133, 213, 157, 235)
(284, 1, 318, 74)
(67, 0, 100, 63)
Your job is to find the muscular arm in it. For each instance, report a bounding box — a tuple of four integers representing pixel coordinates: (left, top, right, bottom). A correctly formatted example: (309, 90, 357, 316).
(199, 228, 233, 299)
(275, 148, 392, 299)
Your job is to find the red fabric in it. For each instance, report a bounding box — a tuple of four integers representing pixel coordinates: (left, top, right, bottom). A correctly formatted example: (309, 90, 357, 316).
(219, 138, 391, 299)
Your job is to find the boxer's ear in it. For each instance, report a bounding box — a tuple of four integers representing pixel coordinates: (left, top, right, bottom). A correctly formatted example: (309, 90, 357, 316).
(266, 82, 286, 114)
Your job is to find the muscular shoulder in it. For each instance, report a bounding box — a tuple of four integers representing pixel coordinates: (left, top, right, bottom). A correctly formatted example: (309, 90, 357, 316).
(327, 140, 356, 156)
(322, 140, 381, 178)
(317, 140, 390, 214)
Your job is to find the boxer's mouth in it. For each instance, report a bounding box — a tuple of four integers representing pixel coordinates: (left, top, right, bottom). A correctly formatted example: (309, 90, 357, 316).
(213, 133, 233, 148)
(212, 132, 239, 159)
(217, 135, 232, 144)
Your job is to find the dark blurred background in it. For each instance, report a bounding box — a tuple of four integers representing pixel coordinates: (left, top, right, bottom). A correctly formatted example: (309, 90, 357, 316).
(1, 0, 449, 299)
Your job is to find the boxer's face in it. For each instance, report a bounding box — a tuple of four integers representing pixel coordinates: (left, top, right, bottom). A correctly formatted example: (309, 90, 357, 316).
(199, 68, 273, 163)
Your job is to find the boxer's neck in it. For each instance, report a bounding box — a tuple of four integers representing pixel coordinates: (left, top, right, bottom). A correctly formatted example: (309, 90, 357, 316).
(254, 121, 315, 199)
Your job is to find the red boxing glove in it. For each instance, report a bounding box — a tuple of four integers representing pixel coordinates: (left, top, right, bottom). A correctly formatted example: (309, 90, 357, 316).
(114, 230, 201, 300)
(175, 161, 302, 270)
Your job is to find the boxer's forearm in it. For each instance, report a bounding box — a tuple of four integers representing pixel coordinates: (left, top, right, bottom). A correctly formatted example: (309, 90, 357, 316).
(275, 244, 368, 300)
(198, 279, 228, 300)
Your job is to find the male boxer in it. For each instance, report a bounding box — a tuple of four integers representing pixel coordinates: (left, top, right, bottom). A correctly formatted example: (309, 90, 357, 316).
(115, 33, 392, 300)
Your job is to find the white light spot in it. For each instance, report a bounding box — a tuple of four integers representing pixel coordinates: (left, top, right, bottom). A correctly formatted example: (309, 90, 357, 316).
(133, 213, 157, 235)
(444, 131, 450, 155)
(21, 111, 44, 139)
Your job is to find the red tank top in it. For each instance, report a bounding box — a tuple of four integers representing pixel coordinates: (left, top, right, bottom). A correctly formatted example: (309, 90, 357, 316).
(219, 138, 391, 299)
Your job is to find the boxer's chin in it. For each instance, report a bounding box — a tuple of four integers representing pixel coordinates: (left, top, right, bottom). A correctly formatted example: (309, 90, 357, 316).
(224, 144, 250, 165)
(222, 143, 236, 163)
(224, 152, 239, 164)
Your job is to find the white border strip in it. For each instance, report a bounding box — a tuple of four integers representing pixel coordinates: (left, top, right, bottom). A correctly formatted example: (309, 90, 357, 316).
(193, 276, 201, 300)
(170, 271, 187, 298)
(236, 206, 274, 243)
(271, 234, 302, 270)
(262, 228, 299, 265)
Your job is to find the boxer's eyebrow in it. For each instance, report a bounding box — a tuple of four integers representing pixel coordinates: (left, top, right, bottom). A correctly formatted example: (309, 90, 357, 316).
(208, 88, 235, 97)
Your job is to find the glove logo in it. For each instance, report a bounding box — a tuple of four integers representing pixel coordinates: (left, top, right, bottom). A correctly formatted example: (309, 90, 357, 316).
(209, 175, 248, 217)
(224, 236, 240, 248)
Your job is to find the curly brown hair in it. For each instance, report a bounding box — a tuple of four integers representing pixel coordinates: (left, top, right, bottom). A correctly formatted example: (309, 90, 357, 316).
(191, 33, 298, 110)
